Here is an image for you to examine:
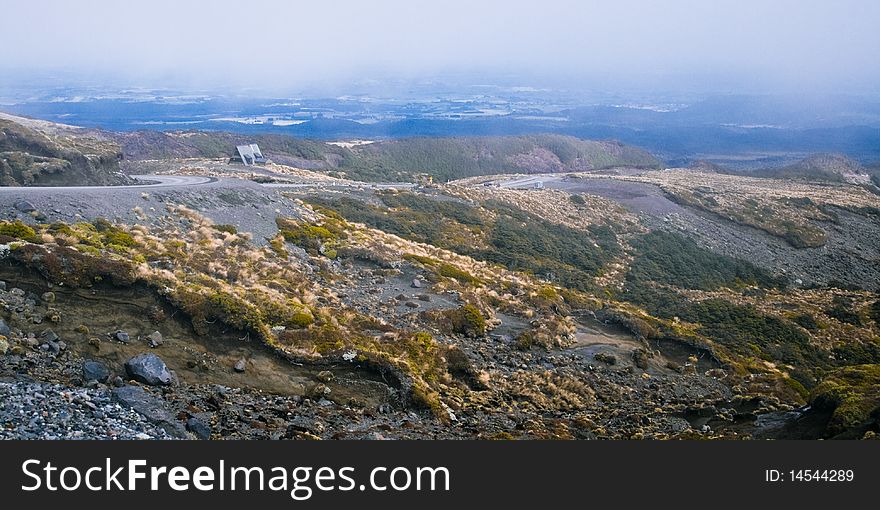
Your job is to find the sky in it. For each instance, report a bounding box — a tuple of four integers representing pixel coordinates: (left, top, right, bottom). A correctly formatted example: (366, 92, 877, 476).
(3, 0, 879, 95)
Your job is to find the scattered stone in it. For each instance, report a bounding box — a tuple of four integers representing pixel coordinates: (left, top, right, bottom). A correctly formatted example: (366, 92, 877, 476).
(82, 360, 110, 383)
(41, 329, 59, 343)
(0, 281, 6, 291)
(146, 331, 164, 348)
(417, 294, 431, 302)
(0, 319, 10, 337)
(404, 301, 420, 308)
(114, 330, 130, 343)
(186, 417, 212, 440)
(124, 353, 173, 386)
(44, 341, 61, 355)
(41, 292, 56, 304)
(14, 200, 37, 212)
(111, 375, 125, 387)
(411, 279, 422, 288)
(316, 370, 334, 383)
(233, 358, 247, 373)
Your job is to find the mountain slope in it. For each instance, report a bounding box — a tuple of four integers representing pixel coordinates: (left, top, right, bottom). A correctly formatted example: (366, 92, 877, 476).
(109, 130, 661, 182)
(754, 153, 872, 185)
(341, 135, 661, 181)
(0, 114, 131, 186)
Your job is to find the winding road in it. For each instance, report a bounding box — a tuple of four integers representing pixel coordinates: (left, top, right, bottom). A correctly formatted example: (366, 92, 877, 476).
(0, 175, 217, 194)
(0, 175, 418, 194)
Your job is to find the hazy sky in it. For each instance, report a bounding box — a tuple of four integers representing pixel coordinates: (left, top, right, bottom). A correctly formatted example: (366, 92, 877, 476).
(3, 0, 879, 95)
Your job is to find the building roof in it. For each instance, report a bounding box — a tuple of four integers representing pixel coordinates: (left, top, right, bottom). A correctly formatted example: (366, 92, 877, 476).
(235, 144, 266, 165)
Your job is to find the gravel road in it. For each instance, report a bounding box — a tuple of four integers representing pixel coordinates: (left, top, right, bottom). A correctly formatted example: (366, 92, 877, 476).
(0, 175, 306, 243)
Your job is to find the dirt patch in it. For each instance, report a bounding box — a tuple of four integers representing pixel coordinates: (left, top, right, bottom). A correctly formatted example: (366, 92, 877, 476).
(0, 263, 394, 407)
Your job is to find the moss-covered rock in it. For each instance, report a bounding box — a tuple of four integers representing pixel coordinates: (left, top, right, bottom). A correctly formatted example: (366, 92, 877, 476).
(810, 364, 880, 436)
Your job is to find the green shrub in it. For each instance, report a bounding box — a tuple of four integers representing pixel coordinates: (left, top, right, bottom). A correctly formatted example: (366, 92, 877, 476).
(213, 224, 237, 234)
(445, 304, 487, 337)
(825, 296, 862, 326)
(279, 222, 338, 254)
(0, 220, 36, 240)
(793, 313, 819, 331)
(810, 364, 880, 436)
(627, 230, 783, 290)
(871, 299, 880, 325)
(569, 194, 586, 206)
(437, 263, 481, 284)
(102, 228, 135, 248)
(309, 193, 621, 292)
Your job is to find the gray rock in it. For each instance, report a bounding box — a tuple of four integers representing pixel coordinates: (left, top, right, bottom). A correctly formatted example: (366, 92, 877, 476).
(110, 375, 125, 387)
(186, 417, 212, 440)
(233, 358, 247, 373)
(14, 201, 37, 213)
(124, 353, 173, 386)
(114, 330, 130, 343)
(41, 329, 59, 343)
(112, 385, 186, 438)
(0, 281, 6, 291)
(45, 341, 61, 355)
(0, 319, 10, 337)
(411, 278, 422, 288)
(146, 331, 163, 348)
(82, 360, 110, 383)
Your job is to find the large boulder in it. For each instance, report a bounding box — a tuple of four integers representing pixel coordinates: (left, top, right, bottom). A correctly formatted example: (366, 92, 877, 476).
(112, 385, 187, 438)
(14, 200, 37, 213)
(124, 353, 173, 386)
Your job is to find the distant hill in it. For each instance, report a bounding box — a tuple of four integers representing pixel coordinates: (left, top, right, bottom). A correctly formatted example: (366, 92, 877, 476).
(686, 159, 727, 174)
(0, 114, 131, 186)
(109, 130, 661, 182)
(342, 135, 660, 182)
(753, 153, 872, 185)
